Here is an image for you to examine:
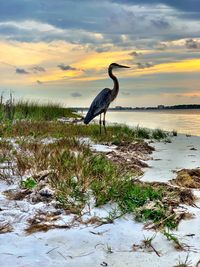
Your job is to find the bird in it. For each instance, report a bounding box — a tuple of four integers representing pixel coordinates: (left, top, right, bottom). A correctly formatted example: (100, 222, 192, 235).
(84, 63, 130, 134)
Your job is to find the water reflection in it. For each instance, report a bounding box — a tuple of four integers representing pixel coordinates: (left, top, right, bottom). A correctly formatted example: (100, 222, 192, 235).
(88, 110, 200, 136)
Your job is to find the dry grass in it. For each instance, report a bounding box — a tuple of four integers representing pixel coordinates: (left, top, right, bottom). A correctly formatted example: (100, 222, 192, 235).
(25, 223, 70, 235)
(106, 141, 154, 173)
(1, 135, 195, 231)
(171, 169, 200, 189)
(0, 223, 13, 234)
(3, 189, 31, 200)
(0, 118, 195, 235)
(25, 210, 70, 234)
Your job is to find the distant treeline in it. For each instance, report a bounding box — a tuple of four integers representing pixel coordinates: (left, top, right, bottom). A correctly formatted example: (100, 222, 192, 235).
(76, 104, 200, 111)
(159, 105, 200, 110)
(132, 104, 200, 110)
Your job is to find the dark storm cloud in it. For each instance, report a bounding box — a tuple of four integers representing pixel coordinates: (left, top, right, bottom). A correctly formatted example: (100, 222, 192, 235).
(129, 51, 142, 57)
(71, 92, 82, 98)
(150, 19, 170, 29)
(16, 66, 45, 75)
(130, 50, 200, 67)
(111, 0, 200, 12)
(1, 0, 200, 24)
(136, 62, 154, 69)
(0, 1, 107, 32)
(155, 43, 167, 50)
(0, 0, 200, 48)
(95, 46, 112, 53)
(57, 64, 77, 71)
(16, 68, 29, 74)
(32, 66, 46, 73)
(130, 51, 139, 57)
(185, 39, 200, 49)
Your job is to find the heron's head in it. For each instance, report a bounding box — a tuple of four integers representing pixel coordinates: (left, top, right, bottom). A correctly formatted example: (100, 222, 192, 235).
(109, 63, 130, 70)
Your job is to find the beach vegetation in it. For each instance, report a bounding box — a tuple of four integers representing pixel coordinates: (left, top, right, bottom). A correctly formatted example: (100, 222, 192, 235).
(173, 254, 192, 267)
(21, 177, 37, 189)
(0, 94, 79, 122)
(172, 130, 178, 137)
(1, 135, 192, 231)
(152, 128, 167, 140)
(0, 97, 190, 236)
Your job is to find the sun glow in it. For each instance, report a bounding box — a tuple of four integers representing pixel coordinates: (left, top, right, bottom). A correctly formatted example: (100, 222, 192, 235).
(1, 39, 200, 87)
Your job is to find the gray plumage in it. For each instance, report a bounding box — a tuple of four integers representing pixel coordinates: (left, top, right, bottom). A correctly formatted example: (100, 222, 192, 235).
(84, 88, 111, 124)
(84, 62, 130, 133)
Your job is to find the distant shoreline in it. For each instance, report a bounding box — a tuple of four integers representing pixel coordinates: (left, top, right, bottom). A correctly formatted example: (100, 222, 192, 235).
(75, 105, 200, 112)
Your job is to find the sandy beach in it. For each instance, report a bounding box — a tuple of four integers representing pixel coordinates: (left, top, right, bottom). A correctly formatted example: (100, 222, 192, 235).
(1, 0, 200, 265)
(0, 133, 200, 267)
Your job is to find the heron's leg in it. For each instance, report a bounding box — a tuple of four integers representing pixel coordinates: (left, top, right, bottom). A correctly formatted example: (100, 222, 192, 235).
(99, 113, 102, 135)
(103, 112, 107, 134)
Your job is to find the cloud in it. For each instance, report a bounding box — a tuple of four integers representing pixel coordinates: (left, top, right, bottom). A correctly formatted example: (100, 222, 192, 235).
(129, 51, 142, 57)
(151, 18, 170, 29)
(36, 80, 43, 84)
(94, 45, 113, 53)
(0, 20, 64, 33)
(71, 92, 82, 97)
(0, 1, 200, 48)
(16, 68, 29, 74)
(57, 64, 77, 71)
(136, 62, 154, 69)
(32, 66, 46, 73)
(0, 19, 107, 44)
(185, 39, 200, 49)
(154, 42, 167, 50)
(111, 0, 200, 12)
(121, 92, 131, 96)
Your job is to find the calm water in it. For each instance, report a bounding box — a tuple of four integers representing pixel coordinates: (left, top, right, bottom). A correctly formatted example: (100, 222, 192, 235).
(84, 110, 200, 136)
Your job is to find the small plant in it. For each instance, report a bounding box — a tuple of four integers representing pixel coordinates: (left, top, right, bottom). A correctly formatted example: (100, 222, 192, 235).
(143, 234, 156, 247)
(21, 177, 37, 189)
(3, 93, 15, 121)
(142, 234, 160, 257)
(172, 130, 178, 137)
(152, 128, 167, 140)
(102, 209, 122, 224)
(105, 244, 113, 254)
(173, 254, 192, 267)
(164, 137, 172, 143)
(135, 125, 150, 139)
(163, 230, 183, 250)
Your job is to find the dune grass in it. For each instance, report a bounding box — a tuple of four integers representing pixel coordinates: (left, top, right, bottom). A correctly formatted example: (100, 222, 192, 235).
(0, 136, 185, 230)
(0, 120, 167, 143)
(0, 96, 190, 237)
(14, 101, 79, 120)
(0, 95, 168, 142)
(0, 96, 79, 121)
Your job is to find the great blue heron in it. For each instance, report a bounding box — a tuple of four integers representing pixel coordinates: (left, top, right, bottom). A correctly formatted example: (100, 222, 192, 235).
(84, 63, 130, 133)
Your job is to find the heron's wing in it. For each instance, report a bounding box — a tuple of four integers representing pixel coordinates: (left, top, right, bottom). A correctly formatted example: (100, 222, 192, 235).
(92, 88, 112, 116)
(84, 88, 112, 124)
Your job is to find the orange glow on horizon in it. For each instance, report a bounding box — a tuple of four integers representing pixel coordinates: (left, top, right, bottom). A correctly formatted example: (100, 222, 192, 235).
(1, 40, 200, 86)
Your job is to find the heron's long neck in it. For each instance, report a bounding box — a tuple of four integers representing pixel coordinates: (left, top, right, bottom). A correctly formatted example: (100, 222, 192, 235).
(108, 68, 119, 100)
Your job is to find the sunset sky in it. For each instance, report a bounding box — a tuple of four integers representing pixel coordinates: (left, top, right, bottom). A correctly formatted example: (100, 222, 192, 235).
(0, 0, 200, 107)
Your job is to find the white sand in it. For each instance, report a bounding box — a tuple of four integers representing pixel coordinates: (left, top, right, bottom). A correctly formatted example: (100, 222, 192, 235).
(0, 135, 200, 267)
(142, 134, 200, 183)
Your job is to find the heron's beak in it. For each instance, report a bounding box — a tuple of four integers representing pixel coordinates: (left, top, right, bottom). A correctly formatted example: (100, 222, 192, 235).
(118, 64, 130, 68)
